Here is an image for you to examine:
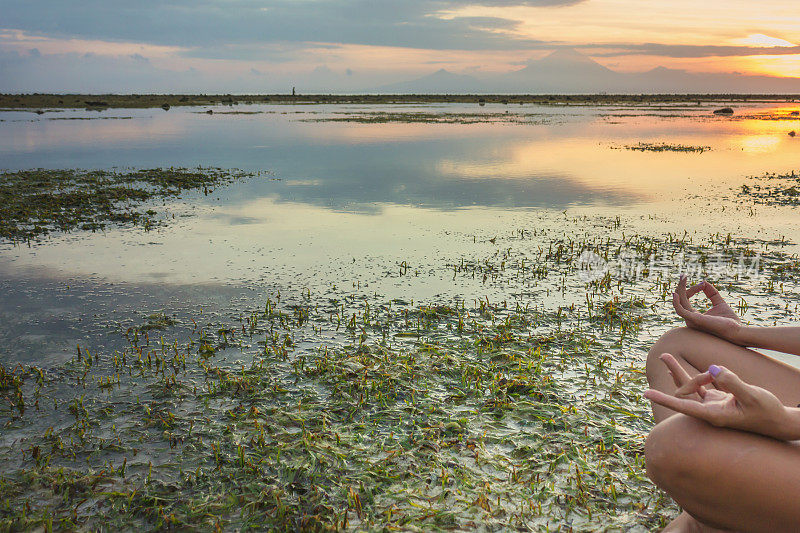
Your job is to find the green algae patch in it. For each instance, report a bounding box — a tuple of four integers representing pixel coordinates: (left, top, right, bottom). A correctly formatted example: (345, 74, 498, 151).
(300, 111, 550, 125)
(738, 171, 800, 206)
(0, 167, 257, 242)
(0, 295, 667, 531)
(2, 224, 793, 531)
(615, 142, 711, 153)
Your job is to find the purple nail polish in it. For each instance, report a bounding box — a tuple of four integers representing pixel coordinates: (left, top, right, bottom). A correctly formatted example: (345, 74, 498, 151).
(708, 365, 721, 377)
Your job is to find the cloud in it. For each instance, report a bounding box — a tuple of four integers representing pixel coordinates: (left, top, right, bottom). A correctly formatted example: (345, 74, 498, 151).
(0, 47, 394, 93)
(586, 43, 800, 58)
(0, 48, 207, 92)
(454, 16, 522, 30)
(7, 0, 799, 92)
(0, 0, 577, 55)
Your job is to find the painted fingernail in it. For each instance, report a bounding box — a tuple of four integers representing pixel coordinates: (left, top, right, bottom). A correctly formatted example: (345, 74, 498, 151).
(708, 364, 721, 377)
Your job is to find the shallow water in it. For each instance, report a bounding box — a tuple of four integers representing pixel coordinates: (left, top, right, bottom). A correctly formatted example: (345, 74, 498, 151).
(2, 101, 800, 529)
(2, 102, 799, 288)
(2, 101, 800, 360)
(3, 101, 800, 380)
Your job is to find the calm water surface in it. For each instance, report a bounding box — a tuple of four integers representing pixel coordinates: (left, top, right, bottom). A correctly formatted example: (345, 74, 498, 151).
(1, 101, 799, 364)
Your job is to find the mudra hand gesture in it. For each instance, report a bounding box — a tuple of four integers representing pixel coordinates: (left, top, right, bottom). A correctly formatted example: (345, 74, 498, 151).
(672, 274, 742, 344)
(645, 353, 800, 441)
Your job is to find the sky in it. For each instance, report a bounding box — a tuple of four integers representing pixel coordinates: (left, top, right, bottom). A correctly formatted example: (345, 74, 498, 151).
(1, 0, 800, 92)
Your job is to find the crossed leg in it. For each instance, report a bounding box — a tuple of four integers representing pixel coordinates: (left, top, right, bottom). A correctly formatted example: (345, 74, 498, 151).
(644, 327, 800, 532)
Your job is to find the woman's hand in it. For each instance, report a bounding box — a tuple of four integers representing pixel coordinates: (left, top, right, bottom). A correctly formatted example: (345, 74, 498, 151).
(644, 353, 800, 441)
(672, 275, 743, 344)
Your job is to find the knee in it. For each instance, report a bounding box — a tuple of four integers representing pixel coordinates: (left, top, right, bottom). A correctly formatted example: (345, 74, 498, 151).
(645, 414, 712, 492)
(646, 327, 692, 386)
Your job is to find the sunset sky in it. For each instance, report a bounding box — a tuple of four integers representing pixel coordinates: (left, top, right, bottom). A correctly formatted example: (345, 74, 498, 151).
(2, 0, 800, 91)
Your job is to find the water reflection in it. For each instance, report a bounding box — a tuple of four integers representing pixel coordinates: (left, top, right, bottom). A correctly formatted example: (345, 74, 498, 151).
(2, 102, 800, 369)
(738, 134, 783, 153)
(1, 103, 798, 213)
(1, 102, 800, 287)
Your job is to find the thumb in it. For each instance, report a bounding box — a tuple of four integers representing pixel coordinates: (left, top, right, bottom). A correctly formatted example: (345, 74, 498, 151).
(674, 371, 713, 397)
(701, 282, 727, 307)
(708, 365, 754, 402)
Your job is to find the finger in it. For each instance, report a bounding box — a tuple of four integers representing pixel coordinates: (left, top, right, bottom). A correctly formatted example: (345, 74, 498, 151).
(701, 282, 726, 307)
(709, 365, 755, 403)
(672, 293, 715, 332)
(659, 353, 691, 386)
(672, 292, 692, 318)
(674, 372, 713, 398)
(660, 352, 708, 397)
(677, 275, 695, 311)
(686, 281, 705, 298)
(683, 309, 716, 330)
(644, 390, 714, 421)
(672, 293, 701, 325)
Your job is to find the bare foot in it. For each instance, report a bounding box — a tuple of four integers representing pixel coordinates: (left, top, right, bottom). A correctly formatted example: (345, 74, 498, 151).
(662, 512, 736, 533)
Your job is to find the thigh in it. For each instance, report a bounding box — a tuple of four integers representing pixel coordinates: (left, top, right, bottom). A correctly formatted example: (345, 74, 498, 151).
(649, 327, 800, 407)
(647, 414, 800, 532)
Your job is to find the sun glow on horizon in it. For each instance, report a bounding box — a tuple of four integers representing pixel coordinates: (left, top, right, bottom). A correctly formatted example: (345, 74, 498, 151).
(735, 55, 800, 78)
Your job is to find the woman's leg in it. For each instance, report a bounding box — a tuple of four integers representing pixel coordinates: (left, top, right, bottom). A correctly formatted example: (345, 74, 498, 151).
(646, 414, 800, 532)
(646, 327, 800, 422)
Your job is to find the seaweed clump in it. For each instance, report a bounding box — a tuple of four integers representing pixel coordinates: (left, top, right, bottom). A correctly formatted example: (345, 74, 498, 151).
(300, 111, 548, 125)
(616, 142, 711, 153)
(0, 224, 790, 530)
(738, 171, 800, 206)
(0, 167, 256, 242)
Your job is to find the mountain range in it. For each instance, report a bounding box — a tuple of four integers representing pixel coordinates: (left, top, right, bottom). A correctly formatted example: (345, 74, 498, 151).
(374, 48, 800, 94)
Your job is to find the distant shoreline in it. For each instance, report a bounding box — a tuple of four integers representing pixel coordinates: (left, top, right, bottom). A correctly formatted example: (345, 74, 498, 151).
(2, 93, 799, 110)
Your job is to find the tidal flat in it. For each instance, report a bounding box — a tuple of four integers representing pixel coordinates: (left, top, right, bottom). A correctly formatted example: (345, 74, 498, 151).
(1, 100, 800, 531)
(3, 93, 799, 111)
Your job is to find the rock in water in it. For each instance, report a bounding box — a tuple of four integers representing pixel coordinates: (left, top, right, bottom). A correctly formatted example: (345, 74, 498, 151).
(161, 103, 171, 111)
(713, 107, 734, 115)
